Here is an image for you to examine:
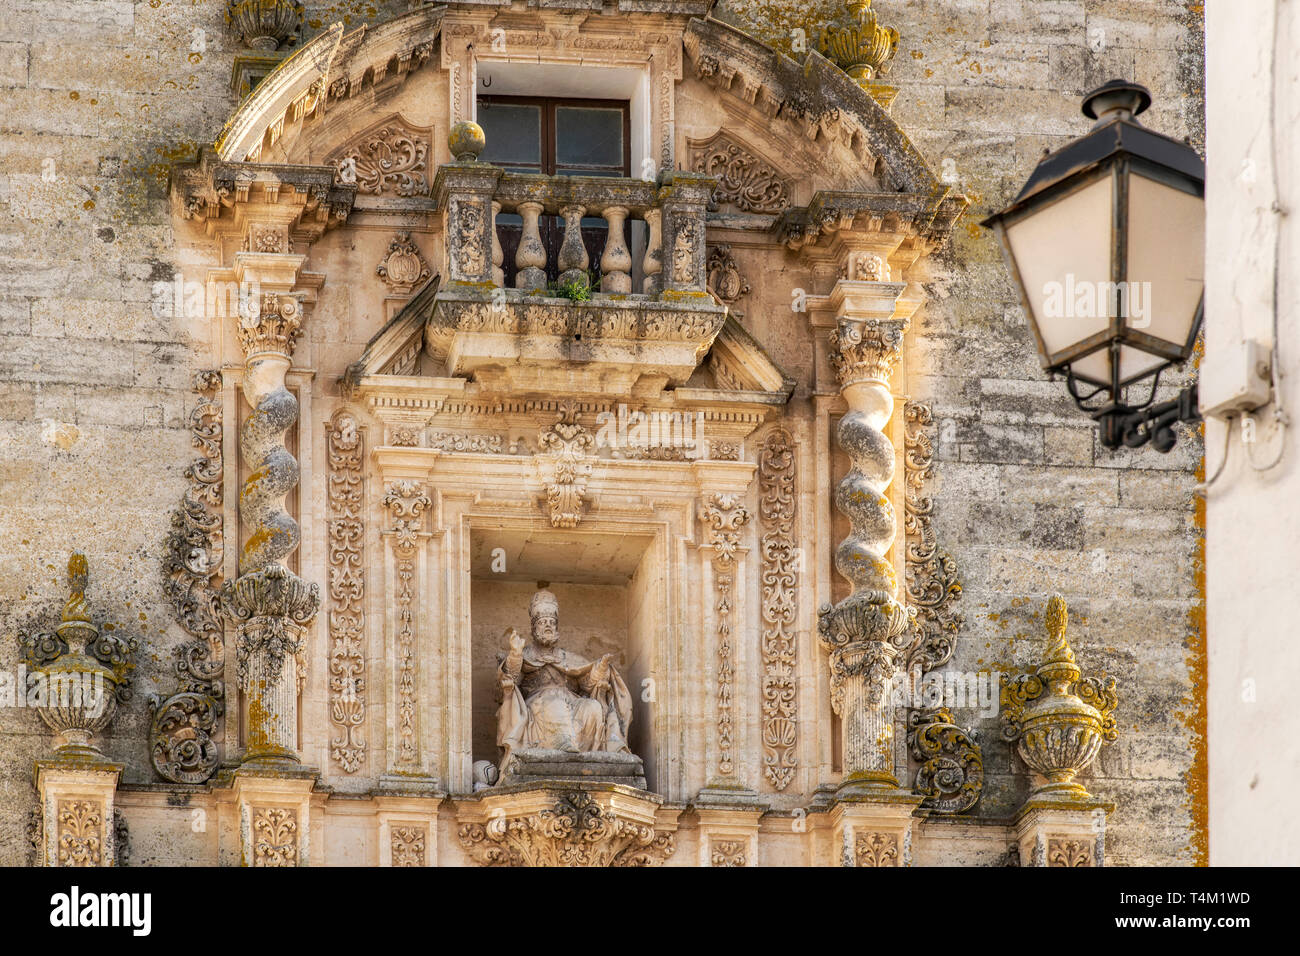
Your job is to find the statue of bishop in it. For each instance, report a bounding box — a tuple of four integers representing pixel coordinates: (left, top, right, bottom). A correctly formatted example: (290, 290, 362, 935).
(496, 588, 634, 774)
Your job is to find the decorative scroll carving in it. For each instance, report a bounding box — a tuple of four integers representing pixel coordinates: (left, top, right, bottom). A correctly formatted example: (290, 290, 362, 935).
(710, 840, 747, 867)
(457, 791, 675, 867)
(758, 430, 798, 791)
(907, 708, 983, 813)
(699, 493, 751, 777)
(707, 244, 751, 304)
(690, 133, 791, 213)
(253, 807, 298, 867)
(1048, 838, 1093, 867)
(854, 832, 898, 867)
(56, 800, 103, 867)
(27, 808, 43, 867)
(383, 480, 431, 767)
(903, 402, 962, 673)
(376, 232, 432, 296)
(537, 404, 594, 528)
(391, 825, 427, 867)
(327, 411, 366, 774)
(153, 373, 225, 783)
(1000, 596, 1119, 800)
(334, 122, 430, 197)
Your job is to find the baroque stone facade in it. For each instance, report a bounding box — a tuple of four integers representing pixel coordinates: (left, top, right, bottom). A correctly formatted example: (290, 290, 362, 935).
(0, 0, 1204, 866)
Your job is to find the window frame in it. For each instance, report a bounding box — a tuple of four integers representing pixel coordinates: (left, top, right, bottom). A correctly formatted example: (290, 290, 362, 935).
(478, 95, 632, 177)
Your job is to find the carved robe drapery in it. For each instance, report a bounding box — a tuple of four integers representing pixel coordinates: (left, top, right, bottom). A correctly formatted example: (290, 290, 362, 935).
(497, 647, 634, 757)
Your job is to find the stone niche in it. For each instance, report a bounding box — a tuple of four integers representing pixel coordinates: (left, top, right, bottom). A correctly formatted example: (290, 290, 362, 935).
(468, 527, 660, 792)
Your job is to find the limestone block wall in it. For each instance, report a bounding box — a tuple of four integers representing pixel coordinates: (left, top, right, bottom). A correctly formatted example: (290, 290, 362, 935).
(718, 0, 1206, 865)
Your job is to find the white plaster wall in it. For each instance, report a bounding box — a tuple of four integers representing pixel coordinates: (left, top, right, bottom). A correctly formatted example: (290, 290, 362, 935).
(1204, 0, 1300, 865)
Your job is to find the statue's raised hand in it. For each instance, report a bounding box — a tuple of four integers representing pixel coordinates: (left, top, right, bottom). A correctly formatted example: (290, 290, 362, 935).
(506, 627, 526, 654)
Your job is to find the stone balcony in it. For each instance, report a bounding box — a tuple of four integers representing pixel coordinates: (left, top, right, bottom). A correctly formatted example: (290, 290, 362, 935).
(426, 136, 725, 394)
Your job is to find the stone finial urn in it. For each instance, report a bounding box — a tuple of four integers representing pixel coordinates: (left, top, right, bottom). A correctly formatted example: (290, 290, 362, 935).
(818, 0, 900, 84)
(227, 0, 303, 52)
(1000, 596, 1118, 801)
(18, 553, 137, 760)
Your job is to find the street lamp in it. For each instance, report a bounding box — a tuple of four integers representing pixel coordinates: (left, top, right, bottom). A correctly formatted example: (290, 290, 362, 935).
(983, 80, 1205, 452)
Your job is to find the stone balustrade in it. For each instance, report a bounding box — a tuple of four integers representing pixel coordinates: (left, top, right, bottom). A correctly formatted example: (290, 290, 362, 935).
(433, 124, 714, 300)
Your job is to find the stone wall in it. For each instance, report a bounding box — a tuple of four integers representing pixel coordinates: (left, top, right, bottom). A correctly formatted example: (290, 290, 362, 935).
(0, 0, 417, 866)
(718, 0, 1206, 865)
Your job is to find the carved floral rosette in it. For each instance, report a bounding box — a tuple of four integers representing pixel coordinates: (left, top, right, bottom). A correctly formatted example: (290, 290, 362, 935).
(153, 371, 226, 784)
(457, 790, 675, 867)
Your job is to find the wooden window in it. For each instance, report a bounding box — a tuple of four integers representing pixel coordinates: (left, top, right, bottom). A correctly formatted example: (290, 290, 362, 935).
(479, 97, 632, 286)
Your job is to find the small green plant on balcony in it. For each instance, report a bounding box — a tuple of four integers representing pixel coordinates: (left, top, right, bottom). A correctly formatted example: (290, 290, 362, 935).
(549, 277, 592, 302)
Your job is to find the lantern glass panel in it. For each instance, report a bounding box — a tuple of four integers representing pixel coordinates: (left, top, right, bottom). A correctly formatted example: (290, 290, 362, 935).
(1125, 171, 1205, 353)
(1004, 174, 1114, 368)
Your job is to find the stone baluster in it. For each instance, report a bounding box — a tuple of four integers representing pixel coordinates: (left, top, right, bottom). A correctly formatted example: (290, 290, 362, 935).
(516, 201, 547, 290)
(656, 172, 715, 297)
(643, 207, 663, 294)
(600, 205, 633, 293)
(490, 199, 505, 287)
(221, 291, 320, 766)
(817, 280, 913, 795)
(557, 204, 589, 288)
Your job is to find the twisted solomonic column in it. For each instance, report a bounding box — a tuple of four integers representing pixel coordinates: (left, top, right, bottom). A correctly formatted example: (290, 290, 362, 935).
(221, 292, 320, 765)
(819, 304, 917, 793)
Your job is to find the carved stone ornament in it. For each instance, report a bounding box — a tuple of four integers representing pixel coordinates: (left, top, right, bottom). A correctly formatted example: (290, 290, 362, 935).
(907, 707, 983, 813)
(495, 589, 639, 785)
(457, 790, 675, 867)
(1000, 596, 1119, 801)
(710, 840, 747, 866)
(333, 122, 430, 197)
(252, 807, 298, 866)
(236, 292, 303, 357)
(699, 492, 751, 777)
(227, 0, 302, 52)
(854, 831, 898, 867)
(828, 318, 906, 389)
(842, 251, 890, 282)
(1048, 838, 1094, 867)
(382, 480, 431, 767)
(537, 403, 595, 529)
(903, 402, 963, 673)
(57, 800, 104, 867)
(391, 825, 427, 867)
(707, 244, 751, 304)
(327, 411, 366, 773)
(758, 430, 798, 790)
(690, 133, 791, 214)
(152, 371, 225, 784)
(818, 0, 900, 84)
(376, 232, 432, 296)
(18, 552, 138, 759)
